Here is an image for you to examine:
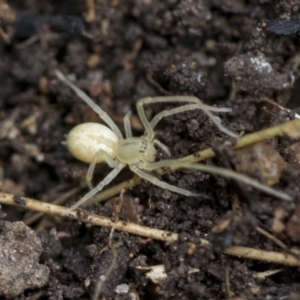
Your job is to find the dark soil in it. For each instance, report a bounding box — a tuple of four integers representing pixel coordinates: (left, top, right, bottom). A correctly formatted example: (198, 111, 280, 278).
(0, 0, 300, 299)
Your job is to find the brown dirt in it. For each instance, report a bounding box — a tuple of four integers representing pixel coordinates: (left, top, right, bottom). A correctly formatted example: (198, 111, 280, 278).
(0, 0, 300, 299)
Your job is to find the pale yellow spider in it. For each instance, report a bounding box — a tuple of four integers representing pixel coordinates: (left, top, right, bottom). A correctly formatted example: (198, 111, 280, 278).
(55, 70, 239, 210)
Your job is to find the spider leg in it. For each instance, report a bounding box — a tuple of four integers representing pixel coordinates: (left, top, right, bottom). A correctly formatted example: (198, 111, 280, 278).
(138, 159, 178, 171)
(201, 105, 232, 113)
(171, 161, 293, 202)
(150, 103, 237, 138)
(123, 111, 133, 138)
(136, 97, 155, 140)
(138, 159, 292, 201)
(153, 139, 171, 157)
(67, 162, 126, 211)
(86, 149, 117, 190)
(150, 104, 199, 129)
(137, 96, 237, 139)
(150, 104, 232, 128)
(55, 70, 123, 139)
(130, 165, 211, 198)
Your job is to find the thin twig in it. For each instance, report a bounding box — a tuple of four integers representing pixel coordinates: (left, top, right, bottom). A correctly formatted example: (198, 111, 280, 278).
(1, 192, 300, 267)
(224, 246, 300, 267)
(0, 192, 179, 243)
(146, 71, 171, 95)
(255, 226, 287, 249)
(24, 187, 81, 225)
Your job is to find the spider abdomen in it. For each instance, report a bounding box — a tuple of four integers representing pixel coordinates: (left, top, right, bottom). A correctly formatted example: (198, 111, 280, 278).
(66, 122, 119, 163)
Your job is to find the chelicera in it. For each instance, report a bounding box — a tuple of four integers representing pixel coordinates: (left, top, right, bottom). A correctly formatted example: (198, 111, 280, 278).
(55, 70, 238, 211)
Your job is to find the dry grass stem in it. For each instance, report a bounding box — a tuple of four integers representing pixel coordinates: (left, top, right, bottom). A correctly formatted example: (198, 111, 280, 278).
(24, 187, 81, 225)
(255, 226, 287, 249)
(255, 269, 282, 280)
(0, 192, 179, 243)
(224, 246, 300, 267)
(1, 192, 300, 267)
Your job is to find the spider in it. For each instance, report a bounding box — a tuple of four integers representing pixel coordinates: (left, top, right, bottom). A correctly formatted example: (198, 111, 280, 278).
(55, 70, 238, 211)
